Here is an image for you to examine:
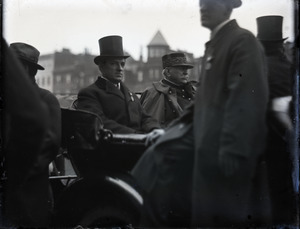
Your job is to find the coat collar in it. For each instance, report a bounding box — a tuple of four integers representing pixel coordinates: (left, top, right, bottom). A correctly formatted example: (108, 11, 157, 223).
(95, 76, 124, 99)
(153, 77, 196, 97)
(210, 19, 231, 40)
(162, 78, 185, 90)
(153, 80, 171, 94)
(153, 74, 186, 94)
(94, 76, 134, 102)
(206, 19, 239, 46)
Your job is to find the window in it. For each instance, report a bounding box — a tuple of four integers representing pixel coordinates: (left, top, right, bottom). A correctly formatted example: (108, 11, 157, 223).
(56, 75, 61, 83)
(80, 78, 84, 87)
(155, 69, 160, 79)
(155, 49, 160, 57)
(149, 49, 154, 58)
(66, 74, 71, 84)
(138, 71, 143, 82)
(149, 69, 154, 79)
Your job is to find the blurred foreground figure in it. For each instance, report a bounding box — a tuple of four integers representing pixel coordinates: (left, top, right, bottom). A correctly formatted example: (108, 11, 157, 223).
(132, 0, 269, 227)
(77, 35, 160, 134)
(1, 40, 61, 227)
(257, 15, 297, 225)
(140, 52, 197, 128)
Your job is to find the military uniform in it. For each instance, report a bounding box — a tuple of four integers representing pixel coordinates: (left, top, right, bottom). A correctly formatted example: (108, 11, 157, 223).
(140, 78, 196, 128)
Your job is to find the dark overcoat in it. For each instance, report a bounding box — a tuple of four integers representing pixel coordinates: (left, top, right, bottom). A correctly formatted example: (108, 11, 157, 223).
(77, 77, 160, 134)
(36, 87, 61, 173)
(191, 20, 269, 225)
(4, 89, 61, 227)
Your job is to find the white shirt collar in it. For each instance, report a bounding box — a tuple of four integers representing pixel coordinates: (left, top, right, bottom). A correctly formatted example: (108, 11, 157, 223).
(210, 19, 232, 40)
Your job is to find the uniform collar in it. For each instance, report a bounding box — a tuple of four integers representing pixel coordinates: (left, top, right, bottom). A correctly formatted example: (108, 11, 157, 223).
(162, 77, 185, 90)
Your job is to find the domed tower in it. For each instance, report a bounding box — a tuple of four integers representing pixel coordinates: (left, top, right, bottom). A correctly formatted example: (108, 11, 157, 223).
(147, 30, 170, 61)
(143, 30, 170, 87)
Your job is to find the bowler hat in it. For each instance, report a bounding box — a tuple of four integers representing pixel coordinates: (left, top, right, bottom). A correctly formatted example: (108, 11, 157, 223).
(221, 0, 242, 8)
(256, 15, 287, 41)
(9, 42, 44, 70)
(94, 35, 130, 65)
(162, 52, 194, 69)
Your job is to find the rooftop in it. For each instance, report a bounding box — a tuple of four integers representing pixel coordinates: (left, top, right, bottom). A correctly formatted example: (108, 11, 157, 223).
(148, 30, 169, 46)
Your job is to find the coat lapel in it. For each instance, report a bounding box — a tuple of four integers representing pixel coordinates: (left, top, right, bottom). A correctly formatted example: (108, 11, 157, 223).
(106, 82, 124, 99)
(121, 82, 135, 103)
(95, 77, 125, 100)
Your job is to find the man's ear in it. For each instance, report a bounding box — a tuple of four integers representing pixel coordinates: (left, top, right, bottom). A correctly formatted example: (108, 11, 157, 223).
(165, 67, 171, 76)
(98, 61, 106, 70)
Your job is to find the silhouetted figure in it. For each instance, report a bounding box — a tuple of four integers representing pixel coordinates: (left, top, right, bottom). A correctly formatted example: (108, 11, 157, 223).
(2, 41, 61, 227)
(257, 15, 297, 225)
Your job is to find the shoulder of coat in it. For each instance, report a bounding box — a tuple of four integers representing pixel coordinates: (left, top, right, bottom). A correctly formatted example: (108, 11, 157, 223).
(153, 81, 169, 94)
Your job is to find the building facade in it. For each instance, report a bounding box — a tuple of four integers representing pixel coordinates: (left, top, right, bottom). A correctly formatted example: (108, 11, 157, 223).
(36, 48, 98, 95)
(36, 31, 201, 95)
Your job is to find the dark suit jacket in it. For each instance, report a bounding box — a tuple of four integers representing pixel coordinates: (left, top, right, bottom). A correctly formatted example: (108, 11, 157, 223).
(267, 55, 292, 99)
(77, 77, 160, 134)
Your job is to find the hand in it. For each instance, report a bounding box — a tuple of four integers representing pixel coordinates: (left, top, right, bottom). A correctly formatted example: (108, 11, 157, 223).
(145, 129, 165, 146)
(218, 153, 241, 177)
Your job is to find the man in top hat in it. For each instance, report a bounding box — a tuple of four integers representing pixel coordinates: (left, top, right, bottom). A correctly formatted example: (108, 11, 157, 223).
(77, 36, 160, 134)
(256, 15, 297, 225)
(140, 52, 197, 128)
(132, 0, 269, 227)
(4, 42, 61, 226)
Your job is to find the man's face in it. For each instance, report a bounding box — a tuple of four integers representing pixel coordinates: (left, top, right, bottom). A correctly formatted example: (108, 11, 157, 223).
(167, 66, 190, 85)
(100, 57, 126, 83)
(199, 0, 231, 30)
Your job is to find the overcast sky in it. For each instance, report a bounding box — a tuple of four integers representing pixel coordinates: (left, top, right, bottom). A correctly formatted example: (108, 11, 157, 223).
(3, 0, 296, 60)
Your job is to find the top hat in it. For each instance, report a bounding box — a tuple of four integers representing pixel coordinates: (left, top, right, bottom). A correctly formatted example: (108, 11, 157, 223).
(9, 42, 44, 70)
(94, 35, 130, 65)
(256, 15, 288, 41)
(162, 52, 194, 69)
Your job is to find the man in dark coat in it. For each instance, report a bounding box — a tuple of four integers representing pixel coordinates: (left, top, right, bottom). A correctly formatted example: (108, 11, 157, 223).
(140, 52, 197, 128)
(2, 42, 61, 227)
(257, 15, 297, 225)
(132, 0, 269, 227)
(77, 35, 160, 134)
